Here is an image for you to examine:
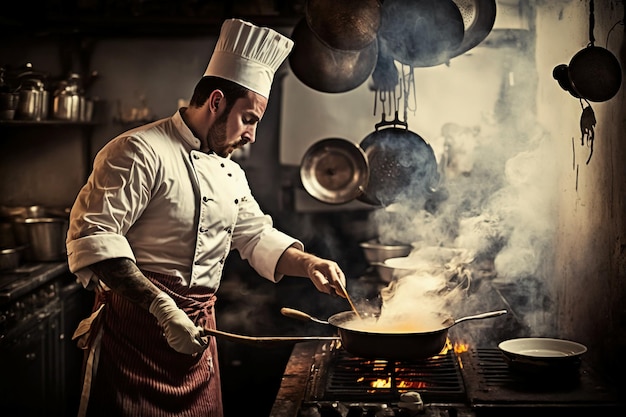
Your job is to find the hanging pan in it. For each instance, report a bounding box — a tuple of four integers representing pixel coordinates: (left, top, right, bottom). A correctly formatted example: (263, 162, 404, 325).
(300, 138, 369, 204)
(377, 0, 465, 67)
(448, 0, 497, 58)
(358, 113, 440, 206)
(553, 45, 622, 102)
(306, 0, 382, 51)
(289, 18, 379, 93)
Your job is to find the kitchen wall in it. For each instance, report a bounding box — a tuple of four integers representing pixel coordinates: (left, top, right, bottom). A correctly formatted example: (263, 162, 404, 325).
(536, 0, 626, 388)
(1, 0, 625, 405)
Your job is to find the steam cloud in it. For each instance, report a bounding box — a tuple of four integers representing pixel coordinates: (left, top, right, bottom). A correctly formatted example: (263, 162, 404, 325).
(368, 71, 559, 342)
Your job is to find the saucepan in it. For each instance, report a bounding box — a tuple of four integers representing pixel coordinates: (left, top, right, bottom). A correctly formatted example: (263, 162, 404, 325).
(281, 307, 507, 360)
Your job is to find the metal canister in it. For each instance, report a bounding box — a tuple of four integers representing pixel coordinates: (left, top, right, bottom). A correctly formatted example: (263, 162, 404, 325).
(53, 73, 82, 121)
(16, 78, 45, 121)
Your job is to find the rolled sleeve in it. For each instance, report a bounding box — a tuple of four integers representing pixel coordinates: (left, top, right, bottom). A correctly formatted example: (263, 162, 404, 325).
(67, 234, 136, 287)
(249, 230, 303, 283)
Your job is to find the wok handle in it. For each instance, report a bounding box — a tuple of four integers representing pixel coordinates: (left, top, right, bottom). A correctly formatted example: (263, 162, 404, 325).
(454, 309, 508, 325)
(200, 327, 338, 347)
(280, 307, 330, 325)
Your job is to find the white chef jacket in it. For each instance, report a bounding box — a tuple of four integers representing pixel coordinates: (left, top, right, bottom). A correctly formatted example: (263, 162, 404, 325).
(66, 109, 301, 290)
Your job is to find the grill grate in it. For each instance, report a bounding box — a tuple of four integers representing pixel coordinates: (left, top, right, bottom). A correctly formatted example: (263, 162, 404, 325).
(461, 348, 624, 410)
(319, 349, 466, 403)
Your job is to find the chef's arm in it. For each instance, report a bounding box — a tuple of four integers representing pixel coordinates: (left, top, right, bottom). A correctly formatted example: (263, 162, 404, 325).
(89, 257, 160, 309)
(276, 245, 346, 298)
(88, 257, 207, 355)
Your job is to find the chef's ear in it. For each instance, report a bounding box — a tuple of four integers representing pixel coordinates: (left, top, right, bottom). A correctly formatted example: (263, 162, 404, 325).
(208, 90, 225, 113)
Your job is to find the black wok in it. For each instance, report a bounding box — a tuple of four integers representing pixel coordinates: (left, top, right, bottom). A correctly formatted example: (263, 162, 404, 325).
(281, 307, 507, 360)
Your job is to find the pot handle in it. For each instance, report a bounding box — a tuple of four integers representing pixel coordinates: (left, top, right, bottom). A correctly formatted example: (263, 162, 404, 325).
(453, 309, 508, 326)
(280, 307, 330, 325)
(374, 110, 408, 131)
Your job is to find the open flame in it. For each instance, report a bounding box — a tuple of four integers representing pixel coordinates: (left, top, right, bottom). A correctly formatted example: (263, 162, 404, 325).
(364, 338, 471, 389)
(368, 376, 431, 389)
(439, 338, 470, 355)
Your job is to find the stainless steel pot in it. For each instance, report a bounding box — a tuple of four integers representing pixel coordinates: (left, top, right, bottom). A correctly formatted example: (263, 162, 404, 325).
(13, 217, 68, 261)
(359, 240, 412, 264)
(0, 245, 27, 270)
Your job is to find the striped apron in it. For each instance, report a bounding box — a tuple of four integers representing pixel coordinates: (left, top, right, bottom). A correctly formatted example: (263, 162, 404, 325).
(75, 271, 223, 417)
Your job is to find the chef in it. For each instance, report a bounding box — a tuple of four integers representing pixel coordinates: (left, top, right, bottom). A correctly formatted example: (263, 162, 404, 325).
(66, 18, 347, 417)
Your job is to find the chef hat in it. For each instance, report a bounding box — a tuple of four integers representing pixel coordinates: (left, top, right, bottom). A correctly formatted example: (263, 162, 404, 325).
(204, 19, 294, 98)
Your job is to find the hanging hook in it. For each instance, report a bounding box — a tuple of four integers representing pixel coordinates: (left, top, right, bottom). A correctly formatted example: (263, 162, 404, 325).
(588, 0, 595, 46)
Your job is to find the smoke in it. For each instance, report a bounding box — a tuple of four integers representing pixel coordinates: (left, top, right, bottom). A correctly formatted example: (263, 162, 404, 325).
(367, 109, 559, 343)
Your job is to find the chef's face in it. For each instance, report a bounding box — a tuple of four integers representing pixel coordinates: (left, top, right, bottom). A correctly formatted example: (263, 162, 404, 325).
(207, 91, 267, 158)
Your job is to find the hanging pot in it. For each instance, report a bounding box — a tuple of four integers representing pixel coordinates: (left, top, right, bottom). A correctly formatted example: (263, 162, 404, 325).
(377, 0, 465, 67)
(289, 18, 379, 93)
(358, 113, 440, 206)
(553, 45, 622, 102)
(306, 0, 382, 51)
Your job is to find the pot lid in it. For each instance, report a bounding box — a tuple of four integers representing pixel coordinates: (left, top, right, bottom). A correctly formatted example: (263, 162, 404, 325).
(300, 138, 369, 204)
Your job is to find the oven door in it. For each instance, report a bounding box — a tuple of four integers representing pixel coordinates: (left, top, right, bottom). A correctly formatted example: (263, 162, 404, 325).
(0, 299, 64, 416)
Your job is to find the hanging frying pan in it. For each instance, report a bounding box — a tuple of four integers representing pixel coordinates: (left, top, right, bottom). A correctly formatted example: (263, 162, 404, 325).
(289, 18, 379, 93)
(377, 0, 465, 67)
(300, 138, 369, 204)
(305, 0, 382, 51)
(358, 113, 439, 206)
(448, 0, 497, 58)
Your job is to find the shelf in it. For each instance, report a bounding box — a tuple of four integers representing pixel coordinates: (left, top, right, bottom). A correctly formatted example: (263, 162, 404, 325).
(0, 1, 305, 38)
(0, 120, 98, 127)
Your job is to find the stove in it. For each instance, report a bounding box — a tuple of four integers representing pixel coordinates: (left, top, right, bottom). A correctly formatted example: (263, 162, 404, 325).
(270, 340, 624, 417)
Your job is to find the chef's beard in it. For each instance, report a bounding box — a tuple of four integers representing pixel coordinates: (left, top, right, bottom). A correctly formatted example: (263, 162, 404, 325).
(206, 110, 247, 158)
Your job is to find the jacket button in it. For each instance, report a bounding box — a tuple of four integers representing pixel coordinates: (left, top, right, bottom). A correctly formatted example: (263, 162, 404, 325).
(234, 199, 238, 204)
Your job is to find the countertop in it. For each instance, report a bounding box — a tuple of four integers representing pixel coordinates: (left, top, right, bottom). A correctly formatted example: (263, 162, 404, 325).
(269, 341, 324, 417)
(0, 262, 70, 303)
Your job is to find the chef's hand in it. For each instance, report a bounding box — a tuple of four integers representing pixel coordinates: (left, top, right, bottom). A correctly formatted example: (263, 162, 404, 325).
(149, 292, 207, 355)
(276, 246, 347, 297)
(306, 257, 347, 298)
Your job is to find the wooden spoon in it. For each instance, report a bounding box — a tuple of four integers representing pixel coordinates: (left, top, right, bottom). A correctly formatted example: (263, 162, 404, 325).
(338, 280, 362, 319)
